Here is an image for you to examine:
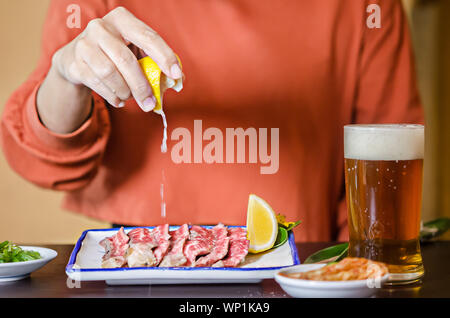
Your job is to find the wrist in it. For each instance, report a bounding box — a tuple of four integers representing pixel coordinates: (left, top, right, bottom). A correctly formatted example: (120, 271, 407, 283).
(37, 65, 92, 134)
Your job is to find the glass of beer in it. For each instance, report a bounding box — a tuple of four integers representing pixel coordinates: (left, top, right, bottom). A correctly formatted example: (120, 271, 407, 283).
(344, 124, 424, 284)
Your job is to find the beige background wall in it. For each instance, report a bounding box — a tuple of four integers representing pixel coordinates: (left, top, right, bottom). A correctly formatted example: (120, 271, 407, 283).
(0, 1, 108, 244)
(0, 1, 448, 244)
(405, 0, 450, 226)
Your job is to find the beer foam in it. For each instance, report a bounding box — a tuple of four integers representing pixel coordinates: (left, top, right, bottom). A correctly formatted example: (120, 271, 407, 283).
(344, 125, 424, 160)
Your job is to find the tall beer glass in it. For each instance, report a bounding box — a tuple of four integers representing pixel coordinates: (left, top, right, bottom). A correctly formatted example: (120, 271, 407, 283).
(344, 124, 424, 284)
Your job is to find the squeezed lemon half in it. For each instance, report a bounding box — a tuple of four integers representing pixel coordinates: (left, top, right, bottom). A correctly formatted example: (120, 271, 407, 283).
(138, 55, 183, 152)
(246, 194, 279, 253)
(138, 56, 183, 112)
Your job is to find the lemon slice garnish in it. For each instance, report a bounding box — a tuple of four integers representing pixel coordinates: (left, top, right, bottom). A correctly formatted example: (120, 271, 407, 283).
(246, 194, 279, 253)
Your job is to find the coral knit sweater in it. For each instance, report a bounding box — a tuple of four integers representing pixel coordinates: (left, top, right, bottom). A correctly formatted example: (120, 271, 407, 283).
(1, 0, 423, 241)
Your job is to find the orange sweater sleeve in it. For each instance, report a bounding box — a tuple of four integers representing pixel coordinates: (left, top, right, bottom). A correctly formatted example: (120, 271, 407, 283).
(336, 0, 424, 241)
(0, 0, 111, 191)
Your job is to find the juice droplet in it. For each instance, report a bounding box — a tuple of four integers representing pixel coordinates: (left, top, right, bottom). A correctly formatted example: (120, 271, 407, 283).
(160, 170, 166, 219)
(161, 202, 166, 218)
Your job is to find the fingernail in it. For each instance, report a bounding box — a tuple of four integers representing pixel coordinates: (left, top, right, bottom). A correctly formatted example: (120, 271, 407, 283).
(170, 64, 182, 79)
(118, 101, 125, 108)
(142, 96, 156, 112)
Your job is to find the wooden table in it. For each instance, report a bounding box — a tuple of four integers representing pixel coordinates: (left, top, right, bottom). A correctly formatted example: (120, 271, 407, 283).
(1, 241, 449, 298)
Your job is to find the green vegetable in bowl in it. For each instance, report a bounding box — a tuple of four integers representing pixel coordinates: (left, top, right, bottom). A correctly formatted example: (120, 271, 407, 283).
(0, 241, 41, 263)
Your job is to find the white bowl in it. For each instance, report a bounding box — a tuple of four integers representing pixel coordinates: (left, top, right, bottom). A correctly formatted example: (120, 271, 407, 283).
(0, 246, 57, 282)
(275, 264, 389, 298)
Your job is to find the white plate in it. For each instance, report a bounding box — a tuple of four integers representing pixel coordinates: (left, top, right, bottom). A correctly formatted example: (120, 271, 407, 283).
(66, 226, 300, 285)
(275, 264, 390, 298)
(0, 246, 57, 282)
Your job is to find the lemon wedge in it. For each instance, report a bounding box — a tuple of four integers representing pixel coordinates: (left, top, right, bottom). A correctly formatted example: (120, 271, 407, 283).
(138, 56, 183, 112)
(138, 55, 183, 153)
(246, 194, 279, 253)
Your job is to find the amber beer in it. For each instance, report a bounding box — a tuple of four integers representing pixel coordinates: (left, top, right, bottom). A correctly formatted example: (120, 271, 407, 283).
(344, 124, 424, 283)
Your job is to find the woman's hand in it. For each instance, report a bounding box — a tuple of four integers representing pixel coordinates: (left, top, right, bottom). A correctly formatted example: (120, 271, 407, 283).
(37, 6, 182, 134)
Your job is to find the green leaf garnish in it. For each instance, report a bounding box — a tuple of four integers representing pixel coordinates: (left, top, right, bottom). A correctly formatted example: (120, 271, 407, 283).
(304, 243, 349, 264)
(272, 227, 288, 249)
(276, 214, 302, 230)
(420, 218, 450, 242)
(284, 220, 302, 232)
(267, 215, 301, 251)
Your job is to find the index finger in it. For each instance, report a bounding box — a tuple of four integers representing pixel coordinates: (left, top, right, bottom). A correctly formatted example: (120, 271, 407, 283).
(103, 7, 182, 79)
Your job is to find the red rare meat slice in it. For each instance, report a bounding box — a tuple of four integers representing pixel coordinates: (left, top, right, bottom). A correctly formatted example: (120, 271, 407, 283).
(195, 224, 230, 267)
(125, 227, 158, 267)
(213, 227, 249, 267)
(152, 224, 171, 265)
(183, 225, 214, 266)
(99, 227, 130, 268)
(159, 224, 190, 267)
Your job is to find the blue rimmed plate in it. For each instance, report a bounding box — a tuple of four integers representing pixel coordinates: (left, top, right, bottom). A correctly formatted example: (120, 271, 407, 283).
(66, 226, 300, 285)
